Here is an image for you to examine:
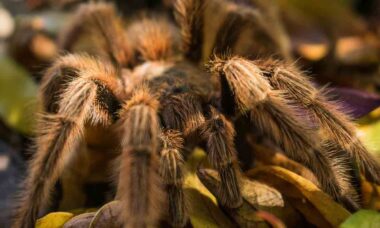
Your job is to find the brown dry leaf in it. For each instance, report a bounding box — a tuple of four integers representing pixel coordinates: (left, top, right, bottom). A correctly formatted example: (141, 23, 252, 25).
(198, 168, 305, 227)
(247, 166, 351, 227)
(63, 212, 96, 228)
(89, 201, 122, 228)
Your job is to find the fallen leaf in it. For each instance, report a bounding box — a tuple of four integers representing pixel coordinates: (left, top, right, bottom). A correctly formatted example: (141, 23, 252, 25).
(184, 150, 236, 228)
(36, 212, 74, 228)
(198, 168, 304, 227)
(247, 166, 351, 227)
(63, 212, 95, 228)
(89, 201, 121, 228)
(340, 210, 380, 228)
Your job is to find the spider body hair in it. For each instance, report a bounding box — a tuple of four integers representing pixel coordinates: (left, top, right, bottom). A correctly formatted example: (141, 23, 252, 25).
(13, 0, 380, 227)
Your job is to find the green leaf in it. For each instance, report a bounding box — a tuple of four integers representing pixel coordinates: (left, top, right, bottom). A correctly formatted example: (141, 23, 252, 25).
(0, 56, 38, 134)
(358, 118, 380, 157)
(340, 210, 380, 228)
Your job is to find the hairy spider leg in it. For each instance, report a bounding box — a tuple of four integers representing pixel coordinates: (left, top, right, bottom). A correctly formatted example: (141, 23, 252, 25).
(14, 56, 121, 228)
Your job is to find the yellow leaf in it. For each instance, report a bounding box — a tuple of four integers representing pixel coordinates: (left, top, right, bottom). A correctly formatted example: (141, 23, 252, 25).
(184, 150, 235, 228)
(36, 212, 74, 228)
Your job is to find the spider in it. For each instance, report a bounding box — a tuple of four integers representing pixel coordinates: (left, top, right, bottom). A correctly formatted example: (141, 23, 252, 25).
(13, 0, 380, 227)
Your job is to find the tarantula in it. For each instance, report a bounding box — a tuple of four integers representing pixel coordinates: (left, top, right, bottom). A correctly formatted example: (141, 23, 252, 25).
(13, 0, 380, 227)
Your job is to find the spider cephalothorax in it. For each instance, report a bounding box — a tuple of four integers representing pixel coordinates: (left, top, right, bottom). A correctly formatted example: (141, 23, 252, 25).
(13, 0, 380, 228)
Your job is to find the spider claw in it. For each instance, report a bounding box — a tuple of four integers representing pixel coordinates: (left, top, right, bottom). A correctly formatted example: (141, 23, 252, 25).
(198, 169, 243, 209)
(218, 166, 243, 208)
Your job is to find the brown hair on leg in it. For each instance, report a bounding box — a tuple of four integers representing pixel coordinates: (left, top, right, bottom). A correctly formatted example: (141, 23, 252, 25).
(174, 0, 205, 62)
(13, 115, 81, 228)
(208, 56, 358, 209)
(40, 54, 122, 114)
(13, 55, 122, 227)
(259, 59, 380, 185)
(160, 93, 205, 137)
(159, 129, 187, 227)
(59, 3, 131, 67)
(13, 74, 109, 228)
(117, 87, 163, 227)
(127, 17, 180, 62)
(201, 106, 242, 208)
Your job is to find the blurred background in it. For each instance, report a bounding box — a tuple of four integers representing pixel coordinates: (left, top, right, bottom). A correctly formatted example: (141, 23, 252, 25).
(0, 0, 380, 227)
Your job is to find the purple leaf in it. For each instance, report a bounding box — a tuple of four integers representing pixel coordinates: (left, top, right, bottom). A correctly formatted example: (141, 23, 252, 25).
(329, 87, 380, 119)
